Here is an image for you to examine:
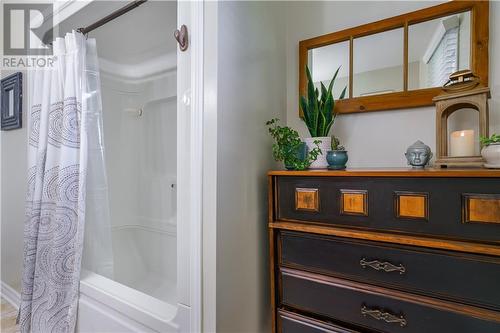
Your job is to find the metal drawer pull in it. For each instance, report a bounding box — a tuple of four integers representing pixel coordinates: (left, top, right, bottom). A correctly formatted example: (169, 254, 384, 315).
(361, 305, 407, 327)
(360, 258, 406, 274)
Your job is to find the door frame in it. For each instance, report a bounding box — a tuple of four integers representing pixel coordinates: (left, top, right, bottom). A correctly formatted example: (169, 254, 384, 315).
(176, 0, 204, 332)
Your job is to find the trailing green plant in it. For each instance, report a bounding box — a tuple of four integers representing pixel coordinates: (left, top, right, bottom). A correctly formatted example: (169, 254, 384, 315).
(266, 118, 322, 170)
(300, 65, 347, 137)
(480, 133, 500, 146)
(331, 136, 345, 151)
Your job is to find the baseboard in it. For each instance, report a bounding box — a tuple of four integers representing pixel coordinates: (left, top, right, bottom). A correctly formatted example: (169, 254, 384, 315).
(1, 280, 21, 308)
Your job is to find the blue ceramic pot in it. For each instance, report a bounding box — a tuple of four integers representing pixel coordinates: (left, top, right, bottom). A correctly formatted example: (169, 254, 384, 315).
(284, 142, 308, 170)
(326, 150, 348, 170)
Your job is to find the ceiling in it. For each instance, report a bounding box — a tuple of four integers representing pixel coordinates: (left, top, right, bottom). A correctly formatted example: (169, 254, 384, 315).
(58, 0, 178, 66)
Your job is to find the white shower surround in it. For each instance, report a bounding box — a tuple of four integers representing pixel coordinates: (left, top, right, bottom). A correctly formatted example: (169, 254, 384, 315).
(76, 60, 180, 332)
(95, 67, 178, 298)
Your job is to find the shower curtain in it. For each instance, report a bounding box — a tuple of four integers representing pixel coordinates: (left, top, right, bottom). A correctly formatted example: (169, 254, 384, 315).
(19, 31, 111, 333)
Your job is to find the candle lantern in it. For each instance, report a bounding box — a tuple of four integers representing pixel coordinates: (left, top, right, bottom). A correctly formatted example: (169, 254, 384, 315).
(433, 86, 490, 167)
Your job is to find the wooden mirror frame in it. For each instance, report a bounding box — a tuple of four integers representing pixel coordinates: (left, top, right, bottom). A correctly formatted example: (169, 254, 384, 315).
(299, 0, 489, 115)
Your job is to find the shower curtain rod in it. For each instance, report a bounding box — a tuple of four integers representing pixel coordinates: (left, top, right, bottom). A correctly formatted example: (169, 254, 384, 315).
(77, 0, 148, 35)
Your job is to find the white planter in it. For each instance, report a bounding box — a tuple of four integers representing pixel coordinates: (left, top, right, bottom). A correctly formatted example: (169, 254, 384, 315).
(304, 136, 331, 169)
(481, 143, 500, 168)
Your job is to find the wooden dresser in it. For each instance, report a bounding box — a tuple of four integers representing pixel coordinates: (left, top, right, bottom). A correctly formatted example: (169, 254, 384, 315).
(268, 169, 500, 333)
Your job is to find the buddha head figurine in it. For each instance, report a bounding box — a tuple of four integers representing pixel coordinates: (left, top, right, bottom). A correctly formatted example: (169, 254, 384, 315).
(405, 140, 432, 168)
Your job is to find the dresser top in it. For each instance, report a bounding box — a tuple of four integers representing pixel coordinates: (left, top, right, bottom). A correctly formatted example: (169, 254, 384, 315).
(268, 168, 500, 177)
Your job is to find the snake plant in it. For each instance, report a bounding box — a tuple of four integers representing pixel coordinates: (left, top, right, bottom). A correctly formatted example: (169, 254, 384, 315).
(300, 65, 347, 137)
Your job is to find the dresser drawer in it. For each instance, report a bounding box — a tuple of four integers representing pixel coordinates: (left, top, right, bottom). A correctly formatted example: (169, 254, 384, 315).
(280, 231, 500, 310)
(278, 310, 359, 333)
(280, 268, 500, 333)
(276, 176, 500, 242)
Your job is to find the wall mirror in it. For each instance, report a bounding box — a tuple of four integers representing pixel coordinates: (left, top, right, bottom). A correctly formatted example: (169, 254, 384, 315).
(299, 1, 488, 115)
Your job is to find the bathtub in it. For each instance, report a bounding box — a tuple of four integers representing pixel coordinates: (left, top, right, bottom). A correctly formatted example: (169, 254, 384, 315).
(77, 273, 182, 333)
(3, 245, 185, 333)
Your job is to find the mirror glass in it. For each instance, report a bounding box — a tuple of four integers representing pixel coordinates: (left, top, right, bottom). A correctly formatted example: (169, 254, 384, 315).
(308, 41, 349, 99)
(7, 89, 14, 117)
(352, 28, 404, 97)
(408, 11, 471, 90)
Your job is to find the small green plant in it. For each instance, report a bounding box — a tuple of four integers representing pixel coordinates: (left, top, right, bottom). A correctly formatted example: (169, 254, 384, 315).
(480, 134, 500, 146)
(266, 118, 322, 170)
(331, 136, 345, 151)
(299, 65, 347, 138)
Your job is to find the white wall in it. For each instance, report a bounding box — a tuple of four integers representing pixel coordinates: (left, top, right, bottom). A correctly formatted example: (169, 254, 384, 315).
(0, 70, 27, 292)
(286, 1, 500, 167)
(205, 2, 500, 332)
(206, 1, 286, 332)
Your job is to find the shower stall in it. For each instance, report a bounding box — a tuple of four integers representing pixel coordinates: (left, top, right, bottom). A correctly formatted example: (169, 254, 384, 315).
(83, 55, 178, 297)
(78, 67, 179, 332)
(83, 64, 178, 302)
(101, 91, 177, 303)
(50, 1, 194, 331)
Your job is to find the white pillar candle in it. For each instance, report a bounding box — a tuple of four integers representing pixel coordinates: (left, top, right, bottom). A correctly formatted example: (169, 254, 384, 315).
(450, 130, 475, 157)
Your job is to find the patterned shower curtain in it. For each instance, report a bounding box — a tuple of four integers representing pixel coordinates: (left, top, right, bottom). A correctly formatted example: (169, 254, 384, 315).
(19, 31, 104, 333)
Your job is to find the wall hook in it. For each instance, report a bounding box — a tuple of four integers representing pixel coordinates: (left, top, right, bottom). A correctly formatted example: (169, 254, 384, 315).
(174, 25, 188, 52)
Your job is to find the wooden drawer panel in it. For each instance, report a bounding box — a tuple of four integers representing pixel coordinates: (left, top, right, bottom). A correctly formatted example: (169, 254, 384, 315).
(280, 268, 500, 333)
(278, 310, 359, 333)
(280, 231, 500, 311)
(276, 176, 500, 242)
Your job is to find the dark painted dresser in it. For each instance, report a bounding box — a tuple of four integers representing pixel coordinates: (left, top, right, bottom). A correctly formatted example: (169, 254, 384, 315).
(268, 169, 500, 333)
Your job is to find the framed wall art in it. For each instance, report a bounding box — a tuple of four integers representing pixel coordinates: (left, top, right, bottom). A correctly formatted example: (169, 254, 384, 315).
(1, 72, 23, 130)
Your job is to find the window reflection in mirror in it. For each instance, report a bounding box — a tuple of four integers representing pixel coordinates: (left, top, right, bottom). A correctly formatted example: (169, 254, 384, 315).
(308, 41, 350, 98)
(353, 28, 404, 97)
(408, 11, 471, 90)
